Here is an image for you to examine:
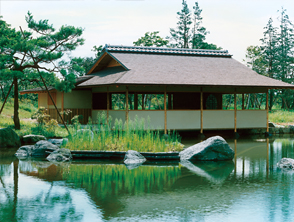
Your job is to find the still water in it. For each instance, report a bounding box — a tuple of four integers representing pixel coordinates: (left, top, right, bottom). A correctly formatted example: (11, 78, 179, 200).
(1, 137, 294, 222)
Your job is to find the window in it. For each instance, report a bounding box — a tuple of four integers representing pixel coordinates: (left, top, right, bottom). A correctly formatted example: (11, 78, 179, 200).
(206, 94, 217, 109)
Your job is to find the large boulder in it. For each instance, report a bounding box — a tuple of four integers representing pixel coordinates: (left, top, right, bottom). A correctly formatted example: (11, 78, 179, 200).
(32, 140, 59, 157)
(15, 145, 35, 158)
(22, 134, 46, 144)
(179, 136, 234, 161)
(0, 128, 21, 148)
(277, 158, 294, 170)
(47, 148, 72, 162)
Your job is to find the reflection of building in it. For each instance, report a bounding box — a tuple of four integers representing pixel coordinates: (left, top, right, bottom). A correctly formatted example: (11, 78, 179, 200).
(21, 45, 294, 134)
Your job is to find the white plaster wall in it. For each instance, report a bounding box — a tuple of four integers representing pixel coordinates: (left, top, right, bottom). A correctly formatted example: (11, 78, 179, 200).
(129, 111, 165, 130)
(64, 90, 92, 109)
(203, 110, 235, 129)
(237, 110, 267, 128)
(167, 111, 200, 130)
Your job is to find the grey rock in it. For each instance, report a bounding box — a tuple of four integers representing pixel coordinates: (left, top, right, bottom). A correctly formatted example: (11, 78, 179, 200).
(15, 145, 35, 158)
(22, 134, 46, 144)
(32, 140, 59, 157)
(124, 150, 146, 169)
(179, 136, 235, 161)
(47, 148, 72, 162)
(48, 138, 68, 147)
(268, 122, 275, 128)
(0, 128, 21, 148)
(277, 158, 294, 169)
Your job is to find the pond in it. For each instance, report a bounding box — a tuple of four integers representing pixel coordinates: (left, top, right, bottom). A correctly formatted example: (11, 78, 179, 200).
(1, 137, 294, 221)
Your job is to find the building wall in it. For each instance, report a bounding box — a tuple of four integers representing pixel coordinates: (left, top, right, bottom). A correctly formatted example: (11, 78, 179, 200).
(64, 90, 92, 109)
(38, 93, 48, 108)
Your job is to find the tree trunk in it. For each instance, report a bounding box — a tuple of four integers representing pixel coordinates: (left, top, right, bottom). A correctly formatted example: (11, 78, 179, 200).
(13, 78, 20, 130)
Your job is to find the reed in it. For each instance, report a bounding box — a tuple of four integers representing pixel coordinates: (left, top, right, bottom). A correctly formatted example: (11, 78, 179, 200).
(64, 112, 183, 152)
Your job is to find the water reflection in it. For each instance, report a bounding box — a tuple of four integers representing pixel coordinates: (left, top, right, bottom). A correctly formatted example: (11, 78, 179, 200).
(2, 137, 294, 221)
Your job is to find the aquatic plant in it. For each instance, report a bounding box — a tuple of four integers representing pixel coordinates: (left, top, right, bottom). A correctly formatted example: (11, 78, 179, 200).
(64, 112, 183, 152)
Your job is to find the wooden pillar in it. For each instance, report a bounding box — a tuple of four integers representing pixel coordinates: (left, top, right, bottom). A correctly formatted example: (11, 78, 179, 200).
(242, 93, 245, 110)
(107, 87, 109, 121)
(266, 90, 269, 133)
(200, 88, 203, 134)
(61, 92, 64, 123)
(234, 89, 237, 133)
(134, 93, 138, 110)
(164, 87, 167, 134)
(126, 86, 129, 122)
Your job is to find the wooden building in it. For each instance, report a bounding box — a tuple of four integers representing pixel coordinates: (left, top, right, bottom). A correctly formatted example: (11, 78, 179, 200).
(21, 45, 294, 134)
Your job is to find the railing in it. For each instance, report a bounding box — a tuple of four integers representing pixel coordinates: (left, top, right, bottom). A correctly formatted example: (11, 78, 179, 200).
(48, 108, 92, 125)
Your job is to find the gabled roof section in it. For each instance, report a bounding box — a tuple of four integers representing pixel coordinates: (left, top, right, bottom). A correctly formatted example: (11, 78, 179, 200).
(106, 45, 232, 57)
(87, 47, 128, 75)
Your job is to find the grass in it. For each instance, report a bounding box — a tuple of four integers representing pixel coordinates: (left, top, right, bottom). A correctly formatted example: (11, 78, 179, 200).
(64, 112, 184, 152)
(269, 110, 294, 124)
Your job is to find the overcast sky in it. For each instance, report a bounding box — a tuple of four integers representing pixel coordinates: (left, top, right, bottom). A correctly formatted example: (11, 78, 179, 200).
(1, 0, 294, 63)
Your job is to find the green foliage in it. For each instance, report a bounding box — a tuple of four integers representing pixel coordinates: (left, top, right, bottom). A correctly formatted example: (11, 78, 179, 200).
(0, 12, 84, 129)
(168, 1, 221, 49)
(269, 110, 294, 124)
(133, 31, 169, 47)
(65, 112, 183, 152)
(31, 107, 50, 125)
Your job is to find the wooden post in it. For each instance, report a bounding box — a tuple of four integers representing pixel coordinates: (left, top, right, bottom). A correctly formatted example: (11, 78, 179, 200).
(234, 89, 237, 133)
(107, 87, 109, 121)
(61, 92, 64, 122)
(266, 90, 269, 133)
(126, 86, 129, 122)
(200, 88, 203, 134)
(164, 87, 167, 134)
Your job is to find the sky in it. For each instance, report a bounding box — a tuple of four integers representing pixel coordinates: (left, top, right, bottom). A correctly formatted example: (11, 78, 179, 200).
(1, 0, 294, 63)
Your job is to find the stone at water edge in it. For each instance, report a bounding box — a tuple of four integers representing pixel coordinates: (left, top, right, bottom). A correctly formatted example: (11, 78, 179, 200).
(47, 148, 72, 162)
(22, 134, 46, 144)
(124, 150, 146, 164)
(15, 145, 35, 158)
(277, 158, 294, 169)
(179, 136, 235, 161)
(48, 138, 69, 147)
(0, 128, 21, 148)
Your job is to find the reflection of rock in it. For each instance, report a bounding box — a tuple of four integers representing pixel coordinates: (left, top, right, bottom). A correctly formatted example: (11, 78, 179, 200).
(180, 160, 234, 184)
(0, 128, 21, 148)
(22, 134, 46, 144)
(48, 138, 68, 147)
(179, 136, 234, 161)
(124, 150, 146, 170)
(277, 158, 294, 170)
(47, 148, 72, 162)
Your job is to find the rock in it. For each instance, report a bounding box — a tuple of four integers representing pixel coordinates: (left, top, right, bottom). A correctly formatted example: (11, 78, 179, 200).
(0, 128, 21, 148)
(269, 122, 275, 128)
(15, 145, 35, 158)
(22, 134, 46, 144)
(179, 136, 234, 161)
(31, 140, 59, 157)
(277, 158, 294, 169)
(48, 138, 68, 147)
(124, 150, 146, 169)
(47, 148, 72, 162)
(73, 129, 94, 141)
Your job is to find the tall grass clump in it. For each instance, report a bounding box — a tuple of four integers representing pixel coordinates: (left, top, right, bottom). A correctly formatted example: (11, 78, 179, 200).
(269, 110, 294, 124)
(65, 112, 183, 152)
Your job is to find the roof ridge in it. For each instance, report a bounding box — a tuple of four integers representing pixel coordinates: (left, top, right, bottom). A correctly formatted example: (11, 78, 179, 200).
(105, 45, 232, 57)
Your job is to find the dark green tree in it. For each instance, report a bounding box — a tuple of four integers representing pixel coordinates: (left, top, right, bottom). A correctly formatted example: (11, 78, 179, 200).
(0, 12, 84, 129)
(169, 0, 192, 48)
(133, 31, 169, 47)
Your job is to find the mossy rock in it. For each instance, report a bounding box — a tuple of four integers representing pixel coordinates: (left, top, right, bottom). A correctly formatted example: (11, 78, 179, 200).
(0, 128, 21, 148)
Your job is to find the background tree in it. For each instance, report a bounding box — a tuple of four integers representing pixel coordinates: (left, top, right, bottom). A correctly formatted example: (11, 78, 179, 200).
(133, 31, 169, 47)
(168, 1, 221, 49)
(0, 12, 84, 129)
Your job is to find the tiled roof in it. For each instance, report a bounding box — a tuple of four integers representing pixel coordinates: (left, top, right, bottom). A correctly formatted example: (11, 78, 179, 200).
(104, 45, 232, 57)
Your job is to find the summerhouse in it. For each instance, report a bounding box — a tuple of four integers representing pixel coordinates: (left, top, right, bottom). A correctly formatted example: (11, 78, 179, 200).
(21, 45, 294, 134)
